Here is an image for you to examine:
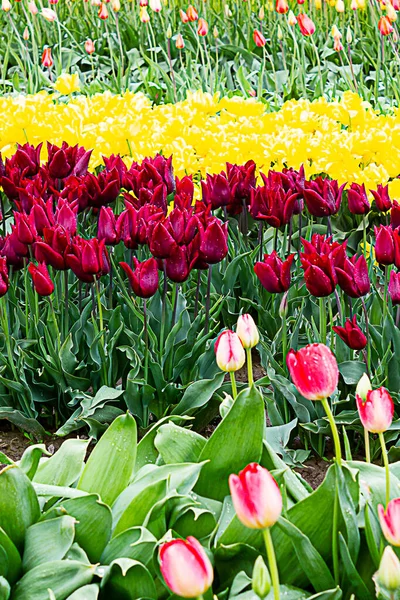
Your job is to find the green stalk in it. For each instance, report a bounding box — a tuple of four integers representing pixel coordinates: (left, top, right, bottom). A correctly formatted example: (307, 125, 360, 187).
(262, 528, 280, 600)
(230, 371, 238, 399)
(319, 297, 327, 344)
(364, 428, 371, 463)
(320, 397, 342, 466)
(332, 473, 340, 584)
(379, 431, 390, 507)
(246, 347, 254, 387)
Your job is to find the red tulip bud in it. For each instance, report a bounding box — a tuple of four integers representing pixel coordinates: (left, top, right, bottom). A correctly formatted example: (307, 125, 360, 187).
(333, 316, 367, 350)
(297, 12, 315, 35)
(287, 343, 339, 400)
(159, 537, 213, 598)
(356, 387, 394, 433)
(41, 47, 53, 68)
(253, 29, 266, 47)
(28, 262, 54, 296)
(378, 498, 400, 547)
(120, 257, 159, 298)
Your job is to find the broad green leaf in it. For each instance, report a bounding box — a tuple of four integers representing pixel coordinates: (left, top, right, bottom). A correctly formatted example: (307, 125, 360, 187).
(33, 484, 88, 499)
(0, 527, 22, 584)
(12, 561, 95, 600)
(154, 423, 206, 463)
(0, 466, 40, 551)
(33, 439, 90, 487)
(338, 534, 372, 600)
(77, 413, 137, 506)
(195, 386, 265, 501)
(347, 460, 400, 510)
(65, 543, 91, 565)
(0, 577, 10, 600)
(277, 518, 335, 592)
(18, 445, 51, 480)
(66, 585, 99, 600)
(171, 372, 225, 415)
(112, 479, 168, 537)
(23, 516, 76, 572)
(308, 589, 342, 600)
(100, 527, 156, 565)
(100, 559, 157, 600)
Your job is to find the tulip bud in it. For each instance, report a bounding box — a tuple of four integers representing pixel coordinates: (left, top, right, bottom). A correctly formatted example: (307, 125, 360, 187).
(111, 0, 120, 11)
(297, 12, 315, 35)
(224, 4, 232, 16)
(335, 0, 345, 11)
(277, 25, 283, 39)
(85, 39, 95, 54)
(140, 6, 150, 21)
(197, 17, 208, 35)
(253, 28, 266, 47)
(159, 537, 213, 598)
(219, 392, 234, 419)
(28, 263, 54, 296)
(175, 33, 184, 48)
(252, 556, 271, 599)
(351, 0, 357, 8)
(378, 15, 393, 34)
(23, 27, 29, 40)
(41, 47, 53, 68)
(287, 9, 297, 24)
(236, 314, 260, 349)
(41, 7, 57, 20)
(120, 258, 159, 298)
(149, 0, 161, 11)
(28, 1, 38, 13)
(374, 546, 400, 594)
(356, 387, 394, 433)
(98, 3, 108, 18)
(179, 8, 188, 21)
(279, 290, 289, 318)
(229, 463, 282, 529)
(331, 24, 341, 37)
(275, 0, 288, 12)
(213, 26, 218, 37)
(354, 373, 372, 403)
(378, 498, 400, 547)
(287, 343, 339, 401)
(1, 0, 11, 12)
(386, 2, 397, 20)
(215, 330, 246, 372)
(186, 4, 198, 20)
(166, 24, 172, 38)
(346, 26, 353, 42)
(259, 5, 265, 18)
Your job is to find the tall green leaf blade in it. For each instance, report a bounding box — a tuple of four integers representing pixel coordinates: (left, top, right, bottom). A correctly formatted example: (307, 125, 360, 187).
(11, 561, 95, 600)
(33, 439, 89, 487)
(22, 516, 76, 572)
(0, 527, 22, 584)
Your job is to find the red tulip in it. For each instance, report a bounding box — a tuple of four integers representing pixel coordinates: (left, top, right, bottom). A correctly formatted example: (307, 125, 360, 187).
(28, 262, 54, 296)
(14, 212, 37, 245)
(347, 183, 370, 215)
(149, 221, 177, 258)
(41, 48, 53, 68)
(333, 245, 370, 298)
(46, 142, 92, 180)
(390, 201, 400, 229)
(120, 258, 159, 298)
(378, 16, 393, 35)
(297, 13, 315, 35)
(378, 498, 400, 547)
(66, 237, 109, 282)
(389, 270, 400, 305)
(201, 173, 232, 210)
(250, 183, 298, 227)
(300, 242, 337, 298)
(186, 4, 198, 20)
(253, 29, 266, 47)
(303, 177, 345, 217)
(197, 17, 208, 35)
(215, 330, 246, 372)
(199, 221, 228, 264)
(0, 257, 9, 297)
(371, 184, 392, 211)
(254, 252, 294, 294)
(55, 199, 78, 235)
(98, 206, 119, 245)
(276, 0, 288, 12)
(286, 343, 339, 400)
(159, 537, 213, 598)
(374, 225, 395, 266)
(333, 316, 367, 350)
(356, 387, 394, 433)
(34, 225, 71, 270)
(229, 463, 282, 529)
(98, 3, 108, 18)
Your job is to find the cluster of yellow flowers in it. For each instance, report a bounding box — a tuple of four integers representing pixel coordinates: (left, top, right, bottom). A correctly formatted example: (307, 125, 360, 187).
(1, 86, 400, 196)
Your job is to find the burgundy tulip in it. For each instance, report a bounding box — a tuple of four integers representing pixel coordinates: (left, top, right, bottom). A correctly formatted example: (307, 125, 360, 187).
(0, 257, 9, 296)
(34, 225, 71, 270)
(14, 212, 37, 245)
(333, 245, 370, 297)
(389, 270, 400, 305)
(30, 198, 55, 235)
(165, 244, 191, 282)
(254, 252, 294, 293)
(98, 206, 119, 245)
(300, 237, 338, 297)
(250, 184, 298, 227)
(150, 222, 177, 258)
(46, 142, 92, 180)
(333, 316, 367, 350)
(391, 201, 400, 229)
(199, 221, 228, 264)
(303, 177, 345, 217)
(370, 184, 392, 212)
(374, 225, 395, 265)
(347, 183, 370, 215)
(54, 199, 78, 234)
(13, 142, 42, 177)
(201, 173, 232, 210)
(120, 257, 159, 298)
(28, 262, 54, 296)
(66, 237, 109, 282)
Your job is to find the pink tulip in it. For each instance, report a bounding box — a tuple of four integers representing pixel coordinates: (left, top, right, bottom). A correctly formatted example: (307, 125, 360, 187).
(214, 330, 245, 372)
(286, 343, 339, 400)
(229, 463, 282, 529)
(378, 498, 400, 547)
(159, 536, 213, 598)
(236, 314, 259, 349)
(356, 387, 394, 433)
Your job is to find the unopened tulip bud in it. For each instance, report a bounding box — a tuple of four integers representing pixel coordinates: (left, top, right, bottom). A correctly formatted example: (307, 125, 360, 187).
(111, 0, 120, 11)
(149, 0, 161, 11)
(252, 556, 271, 599)
(253, 28, 266, 46)
(175, 33, 184, 48)
(386, 2, 397, 20)
(85, 39, 95, 54)
(98, 3, 108, 18)
(140, 6, 150, 21)
(374, 546, 400, 593)
(287, 9, 297, 24)
(179, 8, 188, 21)
(219, 392, 234, 418)
(277, 25, 283, 39)
(159, 537, 213, 598)
(351, 0, 357, 8)
(215, 330, 246, 372)
(356, 387, 394, 433)
(378, 15, 393, 34)
(197, 17, 208, 35)
(41, 47, 53, 67)
(229, 463, 282, 529)
(28, 1, 38, 13)
(2, 0, 11, 12)
(331, 24, 341, 37)
(335, 0, 345, 11)
(333, 36, 343, 51)
(279, 290, 289, 318)
(259, 5, 265, 18)
(186, 4, 198, 20)
(346, 26, 352, 42)
(355, 373, 372, 402)
(378, 498, 400, 547)
(166, 24, 172, 38)
(23, 27, 29, 40)
(237, 314, 260, 349)
(287, 343, 339, 400)
(213, 25, 218, 37)
(224, 4, 232, 16)
(41, 7, 57, 20)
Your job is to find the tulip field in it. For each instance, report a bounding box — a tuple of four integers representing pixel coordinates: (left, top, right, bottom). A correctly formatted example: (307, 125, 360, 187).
(1, 0, 400, 597)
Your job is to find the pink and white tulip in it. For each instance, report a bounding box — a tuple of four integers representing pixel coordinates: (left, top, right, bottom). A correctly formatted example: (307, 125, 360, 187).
(215, 330, 245, 372)
(378, 498, 400, 547)
(236, 314, 259, 349)
(286, 343, 339, 400)
(356, 387, 394, 433)
(229, 463, 282, 529)
(159, 536, 213, 598)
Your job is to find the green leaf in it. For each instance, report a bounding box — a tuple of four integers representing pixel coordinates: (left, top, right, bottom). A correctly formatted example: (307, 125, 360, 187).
(65, 585, 99, 600)
(277, 518, 335, 592)
(0, 577, 10, 600)
(307, 589, 342, 600)
(22, 516, 76, 572)
(171, 371, 225, 415)
(19, 445, 51, 480)
(154, 422, 206, 463)
(100, 526, 156, 565)
(338, 534, 371, 600)
(0, 527, 22, 584)
(100, 559, 157, 600)
(11, 561, 95, 600)
(77, 413, 137, 506)
(0, 466, 40, 551)
(33, 439, 90, 487)
(338, 361, 366, 385)
(194, 386, 265, 500)
(112, 479, 168, 537)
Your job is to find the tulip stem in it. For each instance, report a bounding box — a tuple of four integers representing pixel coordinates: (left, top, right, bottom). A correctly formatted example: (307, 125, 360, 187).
(364, 428, 371, 463)
(332, 473, 340, 585)
(262, 528, 280, 600)
(362, 215, 367, 260)
(246, 348, 254, 387)
(143, 299, 149, 383)
(319, 297, 326, 344)
(320, 397, 342, 466)
(64, 269, 69, 341)
(230, 371, 238, 399)
(379, 432, 390, 507)
(204, 265, 212, 335)
(159, 261, 167, 362)
(361, 297, 371, 377)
